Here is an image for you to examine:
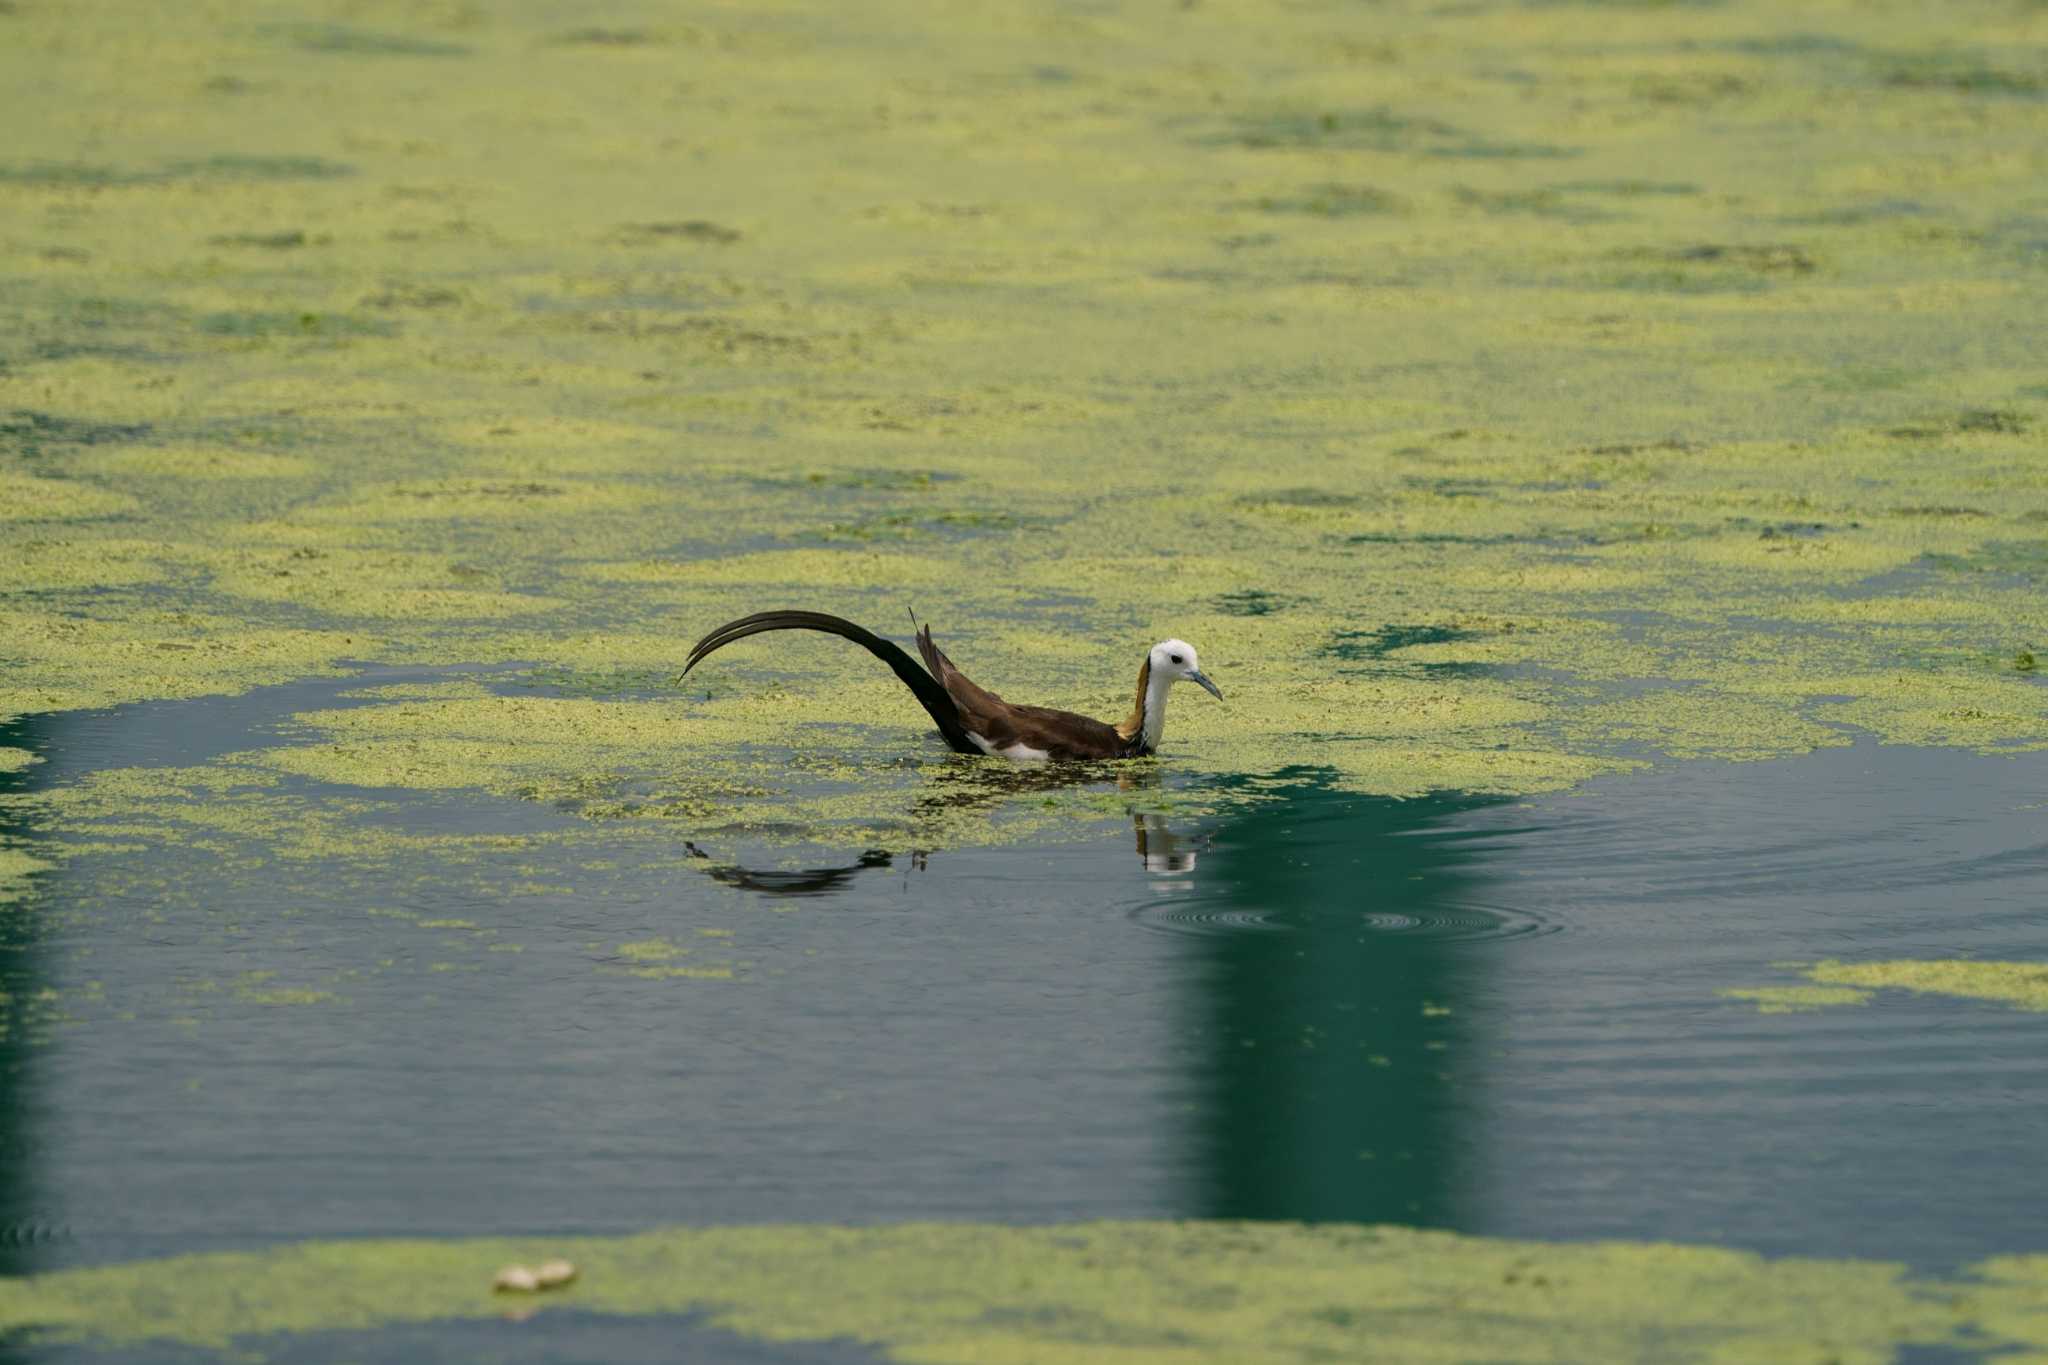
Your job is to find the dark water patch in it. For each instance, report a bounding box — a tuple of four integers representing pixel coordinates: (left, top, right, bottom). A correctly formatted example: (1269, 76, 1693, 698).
(1214, 589, 1295, 617)
(0, 158, 353, 189)
(197, 311, 395, 340)
(13, 1311, 882, 1365)
(1802, 363, 1928, 393)
(552, 27, 663, 47)
(612, 220, 744, 245)
(1920, 540, 2048, 582)
(167, 156, 354, 182)
(1322, 623, 1495, 678)
(1325, 623, 1479, 662)
(1891, 408, 2029, 439)
(361, 285, 464, 310)
(206, 231, 314, 250)
(1631, 71, 1754, 105)
(0, 412, 152, 458)
(1240, 488, 1361, 510)
(503, 667, 687, 701)
(1879, 52, 2047, 97)
(1748, 518, 1832, 540)
(1401, 476, 1499, 499)
(1595, 242, 1818, 296)
(1206, 108, 1576, 161)
(1344, 530, 1525, 547)
(800, 508, 1029, 544)
(1888, 505, 1990, 519)
(0, 667, 504, 784)
(1630, 242, 1817, 274)
(1604, 268, 1771, 295)
(0, 165, 147, 189)
(1990, 213, 2048, 267)
(1240, 184, 1402, 217)
(1776, 197, 1932, 227)
(753, 468, 957, 492)
(1719, 32, 1865, 57)
(1425, 139, 1579, 160)
(266, 22, 470, 58)
(1452, 186, 1612, 221)
(1211, 107, 1458, 151)
(1573, 437, 1700, 457)
(1554, 179, 1699, 197)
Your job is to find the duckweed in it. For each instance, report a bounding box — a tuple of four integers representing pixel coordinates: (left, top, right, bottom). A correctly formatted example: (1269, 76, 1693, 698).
(0, 0, 2041, 848)
(6, 1220, 2048, 1360)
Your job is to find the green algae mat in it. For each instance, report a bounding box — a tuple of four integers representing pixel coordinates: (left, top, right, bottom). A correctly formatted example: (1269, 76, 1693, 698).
(5, 0, 2048, 1360)
(3, 0, 2045, 827)
(10, 1220, 2048, 1363)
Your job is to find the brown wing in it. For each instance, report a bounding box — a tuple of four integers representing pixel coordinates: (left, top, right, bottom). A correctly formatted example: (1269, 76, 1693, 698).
(915, 624, 1128, 760)
(914, 625, 1006, 707)
(998, 704, 1129, 760)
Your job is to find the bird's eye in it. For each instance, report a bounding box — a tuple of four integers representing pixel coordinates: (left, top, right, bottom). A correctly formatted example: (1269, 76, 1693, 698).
(1170, 653, 1184, 665)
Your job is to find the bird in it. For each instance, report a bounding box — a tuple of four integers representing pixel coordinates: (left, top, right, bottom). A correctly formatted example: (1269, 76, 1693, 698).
(682, 609, 1223, 761)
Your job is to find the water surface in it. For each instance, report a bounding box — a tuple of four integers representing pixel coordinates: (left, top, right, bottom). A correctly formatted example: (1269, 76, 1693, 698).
(4, 685, 2043, 1289)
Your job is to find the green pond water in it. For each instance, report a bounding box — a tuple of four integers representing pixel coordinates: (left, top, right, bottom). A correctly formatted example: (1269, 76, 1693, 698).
(4, 0, 2048, 1358)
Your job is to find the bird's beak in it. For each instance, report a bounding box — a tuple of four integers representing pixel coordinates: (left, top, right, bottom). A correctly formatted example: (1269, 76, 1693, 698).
(1187, 669, 1223, 701)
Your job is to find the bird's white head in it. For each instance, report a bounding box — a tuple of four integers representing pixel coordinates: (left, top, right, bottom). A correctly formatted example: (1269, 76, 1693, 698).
(1149, 639, 1224, 701)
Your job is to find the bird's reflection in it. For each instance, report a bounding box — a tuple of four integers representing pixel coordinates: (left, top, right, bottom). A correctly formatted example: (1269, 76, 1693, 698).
(681, 842, 916, 897)
(1133, 810, 1204, 875)
(682, 761, 1204, 889)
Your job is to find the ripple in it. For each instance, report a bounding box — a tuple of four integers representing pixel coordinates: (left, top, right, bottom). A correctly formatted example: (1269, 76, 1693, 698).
(1128, 902, 1288, 937)
(1357, 901, 1558, 941)
(1130, 896, 1554, 941)
(0, 1218, 70, 1248)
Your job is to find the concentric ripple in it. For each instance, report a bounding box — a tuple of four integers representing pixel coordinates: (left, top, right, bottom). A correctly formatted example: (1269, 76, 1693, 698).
(1128, 902, 1288, 937)
(1357, 903, 1558, 941)
(1131, 895, 1555, 941)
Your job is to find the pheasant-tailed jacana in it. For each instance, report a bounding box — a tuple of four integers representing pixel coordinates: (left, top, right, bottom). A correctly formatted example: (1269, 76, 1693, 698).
(682, 610, 1222, 761)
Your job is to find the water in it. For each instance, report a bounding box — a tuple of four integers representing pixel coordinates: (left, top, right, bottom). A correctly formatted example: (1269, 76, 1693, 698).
(3, 680, 2045, 1306)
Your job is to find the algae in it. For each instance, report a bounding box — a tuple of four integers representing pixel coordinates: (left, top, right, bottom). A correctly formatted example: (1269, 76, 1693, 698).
(0, 845, 51, 907)
(4, 1220, 2048, 1361)
(0, 0, 2043, 845)
(1728, 960, 2048, 1014)
(1719, 985, 1874, 1014)
(1805, 959, 2048, 1012)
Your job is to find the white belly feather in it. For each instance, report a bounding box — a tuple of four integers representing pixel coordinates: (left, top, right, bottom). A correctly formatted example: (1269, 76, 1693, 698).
(966, 732, 1052, 763)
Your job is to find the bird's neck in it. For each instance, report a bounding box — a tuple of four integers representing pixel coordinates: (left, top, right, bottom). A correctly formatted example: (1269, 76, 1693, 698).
(1116, 657, 1172, 754)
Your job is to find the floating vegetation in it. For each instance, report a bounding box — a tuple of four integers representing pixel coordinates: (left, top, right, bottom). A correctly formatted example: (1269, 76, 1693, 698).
(0, 0, 2043, 829)
(1720, 985, 1873, 1013)
(1730, 960, 2048, 1014)
(7, 1220, 2048, 1358)
(1806, 959, 2048, 1012)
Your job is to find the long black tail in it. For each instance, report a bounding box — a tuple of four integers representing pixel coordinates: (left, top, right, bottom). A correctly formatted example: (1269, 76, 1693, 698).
(683, 610, 979, 755)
